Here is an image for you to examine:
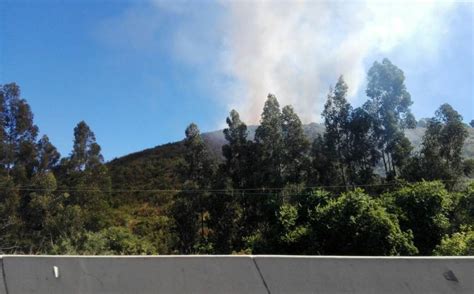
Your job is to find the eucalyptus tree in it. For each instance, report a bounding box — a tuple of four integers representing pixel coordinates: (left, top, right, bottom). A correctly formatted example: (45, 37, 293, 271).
(69, 121, 104, 171)
(222, 109, 251, 188)
(281, 105, 310, 184)
(255, 94, 285, 187)
(345, 107, 380, 185)
(173, 123, 215, 253)
(416, 104, 468, 183)
(322, 76, 352, 186)
(364, 59, 415, 178)
(0, 83, 39, 180)
(58, 121, 111, 231)
(309, 135, 339, 186)
(37, 135, 60, 173)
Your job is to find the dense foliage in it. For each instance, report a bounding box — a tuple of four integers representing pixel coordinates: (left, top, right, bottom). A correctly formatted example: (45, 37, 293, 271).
(1, 58, 473, 255)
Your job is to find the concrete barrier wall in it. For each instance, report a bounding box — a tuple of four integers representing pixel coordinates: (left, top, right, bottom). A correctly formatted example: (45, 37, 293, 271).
(1, 255, 473, 294)
(2, 256, 266, 294)
(254, 256, 474, 294)
(0, 257, 7, 294)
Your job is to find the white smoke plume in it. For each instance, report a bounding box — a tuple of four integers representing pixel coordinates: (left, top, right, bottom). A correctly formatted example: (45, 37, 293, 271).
(216, 0, 455, 123)
(100, 0, 457, 124)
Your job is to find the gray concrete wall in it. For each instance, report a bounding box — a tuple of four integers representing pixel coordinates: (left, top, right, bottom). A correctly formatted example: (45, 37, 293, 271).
(1, 255, 473, 294)
(2, 255, 266, 294)
(0, 257, 7, 294)
(254, 256, 474, 294)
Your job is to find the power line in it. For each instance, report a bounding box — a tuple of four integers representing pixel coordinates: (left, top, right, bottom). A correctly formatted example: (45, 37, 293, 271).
(0, 179, 471, 194)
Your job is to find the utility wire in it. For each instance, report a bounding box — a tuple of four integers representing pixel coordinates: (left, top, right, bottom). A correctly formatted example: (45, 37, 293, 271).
(0, 179, 471, 193)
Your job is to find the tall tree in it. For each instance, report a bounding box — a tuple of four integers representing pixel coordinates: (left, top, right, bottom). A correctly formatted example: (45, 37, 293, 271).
(0, 83, 39, 180)
(69, 121, 103, 171)
(281, 105, 310, 184)
(216, 110, 253, 252)
(182, 123, 213, 186)
(322, 76, 352, 186)
(254, 94, 284, 187)
(59, 121, 111, 231)
(309, 135, 339, 186)
(408, 104, 468, 184)
(173, 123, 214, 253)
(37, 135, 60, 173)
(345, 107, 380, 185)
(364, 59, 415, 178)
(222, 110, 251, 188)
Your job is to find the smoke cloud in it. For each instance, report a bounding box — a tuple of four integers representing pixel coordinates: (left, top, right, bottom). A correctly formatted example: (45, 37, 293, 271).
(99, 0, 457, 124)
(216, 0, 455, 123)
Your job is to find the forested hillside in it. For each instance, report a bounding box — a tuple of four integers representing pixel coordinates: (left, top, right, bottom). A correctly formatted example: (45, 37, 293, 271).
(1, 58, 474, 256)
(108, 124, 474, 185)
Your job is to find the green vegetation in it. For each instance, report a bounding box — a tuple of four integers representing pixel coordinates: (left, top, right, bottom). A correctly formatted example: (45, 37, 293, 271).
(434, 226, 474, 256)
(0, 58, 473, 255)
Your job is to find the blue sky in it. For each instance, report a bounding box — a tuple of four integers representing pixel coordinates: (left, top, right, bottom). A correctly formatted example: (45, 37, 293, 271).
(1, 0, 473, 160)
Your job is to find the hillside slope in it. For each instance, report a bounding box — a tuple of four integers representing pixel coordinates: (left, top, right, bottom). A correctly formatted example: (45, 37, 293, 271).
(107, 124, 474, 194)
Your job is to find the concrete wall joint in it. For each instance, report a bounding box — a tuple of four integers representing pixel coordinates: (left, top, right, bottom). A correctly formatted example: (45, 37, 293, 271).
(251, 256, 271, 294)
(0, 257, 9, 294)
